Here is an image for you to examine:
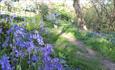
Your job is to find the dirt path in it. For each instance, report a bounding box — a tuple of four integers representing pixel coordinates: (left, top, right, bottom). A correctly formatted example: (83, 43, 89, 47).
(61, 33, 115, 70)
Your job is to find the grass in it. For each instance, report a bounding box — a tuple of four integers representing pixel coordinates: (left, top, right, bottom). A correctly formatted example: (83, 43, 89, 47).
(53, 37, 104, 70)
(73, 30, 115, 62)
(1, 4, 115, 69)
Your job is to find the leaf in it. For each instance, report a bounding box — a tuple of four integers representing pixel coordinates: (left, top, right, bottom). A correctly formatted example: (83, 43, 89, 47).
(16, 65, 22, 70)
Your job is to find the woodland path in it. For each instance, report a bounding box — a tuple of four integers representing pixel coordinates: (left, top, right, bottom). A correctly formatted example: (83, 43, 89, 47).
(61, 33, 115, 70)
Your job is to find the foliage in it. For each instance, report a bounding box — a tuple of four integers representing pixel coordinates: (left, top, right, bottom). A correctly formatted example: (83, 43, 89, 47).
(0, 22, 63, 70)
(0, 1, 115, 70)
(54, 37, 103, 70)
(39, 3, 49, 18)
(74, 30, 115, 61)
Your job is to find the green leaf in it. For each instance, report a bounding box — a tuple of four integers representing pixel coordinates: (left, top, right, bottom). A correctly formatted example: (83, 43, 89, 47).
(16, 65, 22, 70)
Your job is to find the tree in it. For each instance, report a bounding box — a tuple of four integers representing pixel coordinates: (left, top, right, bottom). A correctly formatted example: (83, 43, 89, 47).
(73, 0, 88, 30)
(113, 0, 115, 10)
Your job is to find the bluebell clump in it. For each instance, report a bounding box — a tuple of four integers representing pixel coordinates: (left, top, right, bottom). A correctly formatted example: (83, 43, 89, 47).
(0, 24, 63, 70)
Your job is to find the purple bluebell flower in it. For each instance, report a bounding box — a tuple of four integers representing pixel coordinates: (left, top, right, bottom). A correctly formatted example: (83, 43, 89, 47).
(0, 55, 12, 70)
(15, 50, 25, 58)
(19, 51, 25, 58)
(0, 28, 2, 34)
(51, 58, 59, 63)
(43, 56, 51, 62)
(13, 48, 19, 57)
(42, 44, 53, 56)
(27, 60, 31, 64)
(14, 26, 26, 37)
(0, 24, 63, 70)
(12, 14, 16, 18)
(15, 29, 25, 36)
(15, 41, 26, 48)
(7, 25, 17, 34)
(41, 44, 63, 70)
(30, 33, 44, 45)
(5, 17, 8, 22)
(31, 55, 38, 62)
(51, 58, 63, 70)
(44, 63, 52, 70)
(2, 42, 8, 47)
(55, 63, 63, 70)
(12, 47, 25, 58)
(27, 41, 35, 52)
(43, 57, 63, 70)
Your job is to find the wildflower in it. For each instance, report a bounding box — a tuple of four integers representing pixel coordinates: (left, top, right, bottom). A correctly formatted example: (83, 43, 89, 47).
(27, 41, 35, 53)
(0, 55, 12, 70)
(13, 48, 19, 57)
(51, 58, 59, 63)
(44, 63, 52, 70)
(41, 44, 63, 70)
(30, 33, 44, 45)
(56, 63, 63, 70)
(0, 24, 63, 70)
(51, 58, 63, 70)
(0, 28, 2, 34)
(42, 44, 53, 56)
(5, 17, 8, 22)
(43, 56, 51, 62)
(27, 60, 31, 64)
(31, 55, 38, 62)
(12, 14, 16, 19)
(7, 25, 17, 34)
(15, 40, 26, 48)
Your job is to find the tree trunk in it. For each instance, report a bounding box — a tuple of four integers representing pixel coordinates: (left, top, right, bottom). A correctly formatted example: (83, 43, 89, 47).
(73, 0, 87, 30)
(114, 0, 115, 10)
